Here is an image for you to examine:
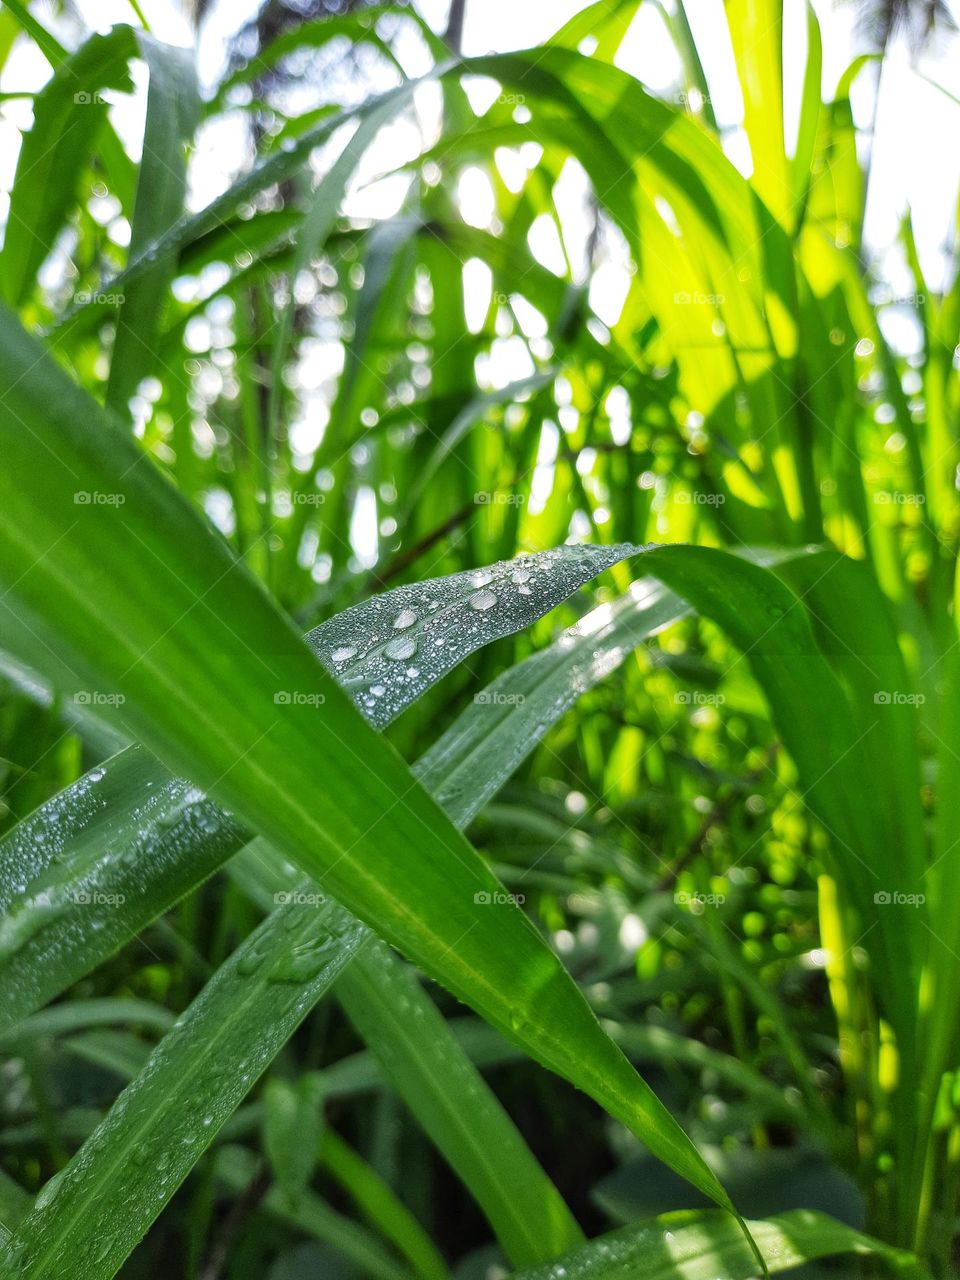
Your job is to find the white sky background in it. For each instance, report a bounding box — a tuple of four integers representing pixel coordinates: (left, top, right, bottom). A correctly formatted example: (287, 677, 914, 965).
(1, 0, 959, 295)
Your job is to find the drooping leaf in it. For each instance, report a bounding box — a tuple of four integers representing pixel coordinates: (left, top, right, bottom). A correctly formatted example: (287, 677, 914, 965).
(510, 1208, 924, 1280)
(0, 313, 736, 1222)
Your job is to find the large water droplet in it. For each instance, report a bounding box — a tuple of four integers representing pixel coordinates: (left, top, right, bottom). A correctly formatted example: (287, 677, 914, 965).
(384, 635, 416, 661)
(331, 645, 357, 663)
(393, 608, 417, 630)
(469, 589, 497, 612)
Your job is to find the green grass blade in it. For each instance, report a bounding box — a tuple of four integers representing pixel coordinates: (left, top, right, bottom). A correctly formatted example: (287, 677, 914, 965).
(337, 944, 584, 1266)
(0, 745, 248, 1036)
(1, 27, 136, 306)
(639, 544, 919, 1048)
(309, 542, 640, 728)
(0, 309, 735, 1217)
(104, 35, 198, 416)
(319, 1129, 450, 1280)
(0, 0, 67, 66)
(415, 576, 688, 826)
(511, 1209, 925, 1280)
(4, 898, 368, 1279)
(230, 848, 585, 1266)
(213, 1145, 418, 1280)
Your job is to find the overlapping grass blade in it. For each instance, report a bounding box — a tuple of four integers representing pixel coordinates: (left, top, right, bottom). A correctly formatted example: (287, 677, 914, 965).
(0, 313, 737, 1220)
(3, 896, 367, 1279)
(104, 35, 197, 416)
(511, 1209, 925, 1280)
(0, 745, 247, 1036)
(416, 576, 688, 826)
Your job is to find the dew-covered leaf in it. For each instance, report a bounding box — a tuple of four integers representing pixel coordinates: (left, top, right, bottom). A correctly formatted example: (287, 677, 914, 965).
(3, 896, 367, 1280)
(308, 543, 642, 727)
(0, 309, 737, 1244)
(415, 576, 687, 826)
(0, 545, 647, 1032)
(510, 1209, 922, 1280)
(0, 746, 247, 1037)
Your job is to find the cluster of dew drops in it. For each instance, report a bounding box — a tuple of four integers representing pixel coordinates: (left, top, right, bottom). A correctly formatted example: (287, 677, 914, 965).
(322, 559, 537, 715)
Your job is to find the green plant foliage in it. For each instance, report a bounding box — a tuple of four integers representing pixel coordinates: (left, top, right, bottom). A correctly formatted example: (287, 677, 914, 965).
(0, 0, 956, 1276)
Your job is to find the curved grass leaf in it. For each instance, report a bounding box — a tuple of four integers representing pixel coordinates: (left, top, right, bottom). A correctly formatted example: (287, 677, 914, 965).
(104, 35, 198, 416)
(415, 576, 688, 826)
(3, 897, 367, 1279)
(345, 942, 585, 1265)
(0, 745, 247, 1036)
(309, 542, 640, 728)
(0, 315, 736, 1226)
(231, 852, 585, 1266)
(511, 1209, 925, 1280)
(318, 1129, 449, 1280)
(1, 27, 136, 306)
(639, 545, 919, 1051)
(213, 1145, 418, 1280)
(0, 997, 172, 1050)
